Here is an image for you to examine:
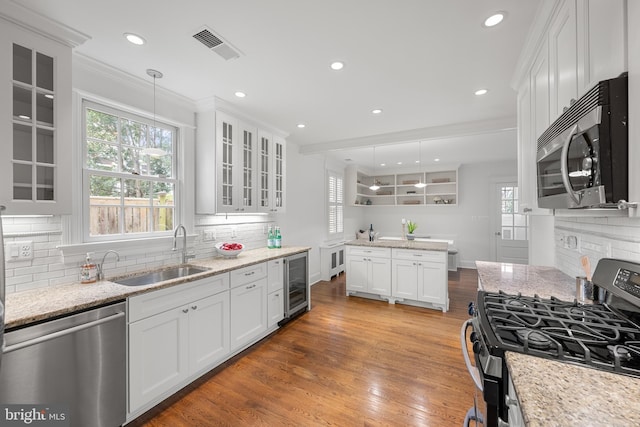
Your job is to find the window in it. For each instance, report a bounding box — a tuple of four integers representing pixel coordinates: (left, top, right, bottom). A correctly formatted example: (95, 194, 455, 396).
(328, 171, 344, 235)
(500, 186, 528, 240)
(83, 101, 178, 240)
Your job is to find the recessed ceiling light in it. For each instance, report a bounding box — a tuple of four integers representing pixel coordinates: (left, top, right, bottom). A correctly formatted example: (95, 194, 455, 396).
(483, 12, 506, 27)
(397, 162, 403, 165)
(371, 109, 383, 114)
(380, 163, 386, 167)
(124, 33, 146, 45)
(475, 89, 488, 96)
(415, 160, 420, 164)
(234, 91, 246, 98)
(330, 61, 344, 70)
(297, 123, 306, 128)
(434, 158, 441, 162)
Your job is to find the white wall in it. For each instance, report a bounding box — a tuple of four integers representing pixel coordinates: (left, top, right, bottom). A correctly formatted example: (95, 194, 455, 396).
(344, 160, 517, 268)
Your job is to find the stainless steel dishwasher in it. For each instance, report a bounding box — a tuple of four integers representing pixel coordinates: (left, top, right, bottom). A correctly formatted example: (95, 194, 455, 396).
(0, 301, 126, 427)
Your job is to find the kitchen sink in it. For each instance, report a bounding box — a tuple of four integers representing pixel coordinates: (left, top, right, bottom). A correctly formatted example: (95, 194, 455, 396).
(113, 265, 210, 286)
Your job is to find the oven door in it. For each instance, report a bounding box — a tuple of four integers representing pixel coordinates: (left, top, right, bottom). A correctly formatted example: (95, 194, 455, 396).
(537, 108, 606, 209)
(461, 320, 486, 426)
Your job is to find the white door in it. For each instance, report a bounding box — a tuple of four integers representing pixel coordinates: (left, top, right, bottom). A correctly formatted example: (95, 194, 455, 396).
(369, 257, 391, 295)
(495, 183, 529, 264)
(189, 292, 230, 373)
(230, 278, 267, 351)
(391, 260, 418, 299)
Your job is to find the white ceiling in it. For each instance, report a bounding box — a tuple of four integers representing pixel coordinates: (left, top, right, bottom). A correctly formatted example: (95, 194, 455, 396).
(11, 0, 539, 168)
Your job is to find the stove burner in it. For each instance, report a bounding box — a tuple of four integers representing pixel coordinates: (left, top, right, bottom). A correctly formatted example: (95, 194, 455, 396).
(516, 329, 552, 350)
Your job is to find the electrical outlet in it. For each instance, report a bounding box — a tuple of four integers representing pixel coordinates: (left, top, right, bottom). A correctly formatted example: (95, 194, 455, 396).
(231, 228, 237, 238)
(203, 230, 216, 241)
(6, 241, 33, 262)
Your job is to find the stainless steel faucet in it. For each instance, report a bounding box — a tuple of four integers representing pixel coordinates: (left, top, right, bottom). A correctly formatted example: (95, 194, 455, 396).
(97, 250, 120, 281)
(173, 225, 195, 264)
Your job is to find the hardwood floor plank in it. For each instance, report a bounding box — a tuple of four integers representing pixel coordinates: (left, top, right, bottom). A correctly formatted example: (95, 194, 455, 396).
(128, 269, 479, 426)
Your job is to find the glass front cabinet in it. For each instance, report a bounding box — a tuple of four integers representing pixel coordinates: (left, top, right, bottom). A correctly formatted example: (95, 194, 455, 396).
(0, 19, 73, 214)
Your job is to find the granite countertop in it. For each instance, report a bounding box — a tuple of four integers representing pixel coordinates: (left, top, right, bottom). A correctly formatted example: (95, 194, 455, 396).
(506, 352, 640, 427)
(476, 261, 640, 426)
(5, 246, 310, 329)
(475, 260, 577, 301)
(345, 239, 448, 251)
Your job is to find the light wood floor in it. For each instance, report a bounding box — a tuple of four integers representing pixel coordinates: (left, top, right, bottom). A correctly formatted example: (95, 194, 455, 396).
(128, 269, 479, 427)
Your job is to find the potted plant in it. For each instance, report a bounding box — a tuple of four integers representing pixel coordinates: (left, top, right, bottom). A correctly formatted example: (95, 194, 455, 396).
(407, 220, 417, 240)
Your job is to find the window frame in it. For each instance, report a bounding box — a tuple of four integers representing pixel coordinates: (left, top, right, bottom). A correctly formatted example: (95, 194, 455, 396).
(328, 169, 344, 237)
(81, 99, 179, 242)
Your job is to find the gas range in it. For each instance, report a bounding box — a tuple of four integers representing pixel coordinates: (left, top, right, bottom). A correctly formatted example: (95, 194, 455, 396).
(463, 258, 640, 427)
(478, 290, 640, 378)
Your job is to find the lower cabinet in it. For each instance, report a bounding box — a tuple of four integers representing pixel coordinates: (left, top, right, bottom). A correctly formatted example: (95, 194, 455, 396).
(267, 259, 284, 327)
(128, 273, 230, 414)
(391, 249, 448, 311)
(230, 263, 268, 351)
(345, 246, 392, 296)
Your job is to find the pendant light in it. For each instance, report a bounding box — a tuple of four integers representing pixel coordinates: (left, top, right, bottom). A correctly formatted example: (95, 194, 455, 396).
(369, 146, 381, 191)
(142, 69, 166, 157)
(415, 141, 427, 188)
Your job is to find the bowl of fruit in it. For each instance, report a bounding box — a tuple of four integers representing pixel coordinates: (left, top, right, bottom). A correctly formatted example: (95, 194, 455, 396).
(215, 242, 244, 258)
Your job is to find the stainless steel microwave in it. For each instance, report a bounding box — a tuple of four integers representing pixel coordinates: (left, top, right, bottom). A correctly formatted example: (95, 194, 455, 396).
(536, 74, 628, 209)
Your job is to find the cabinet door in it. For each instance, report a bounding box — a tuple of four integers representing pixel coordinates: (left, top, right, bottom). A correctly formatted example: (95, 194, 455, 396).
(272, 135, 286, 212)
(236, 121, 258, 212)
(577, 0, 626, 94)
(230, 277, 268, 351)
(531, 39, 550, 142)
(549, 0, 578, 120)
(129, 307, 189, 412)
(267, 258, 284, 293)
(0, 21, 72, 214)
(417, 261, 447, 305)
(257, 130, 272, 213)
(368, 256, 391, 295)
(188, 291, 230, 374)
(392, 259, 418, 300)
(346, 256, 368, 292)
(267, 290, 284, 328)
(215, 111, 237, 213)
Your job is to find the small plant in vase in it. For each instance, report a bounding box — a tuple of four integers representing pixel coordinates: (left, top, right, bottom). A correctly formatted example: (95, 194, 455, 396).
(407, 221, 417, 240)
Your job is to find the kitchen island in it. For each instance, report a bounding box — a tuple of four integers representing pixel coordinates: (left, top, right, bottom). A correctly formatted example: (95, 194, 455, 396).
(476, 261, 640, 427)
(345, 239, 449, 311)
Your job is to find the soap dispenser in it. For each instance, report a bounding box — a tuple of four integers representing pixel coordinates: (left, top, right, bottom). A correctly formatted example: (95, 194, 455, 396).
(81, 253, 97, 284)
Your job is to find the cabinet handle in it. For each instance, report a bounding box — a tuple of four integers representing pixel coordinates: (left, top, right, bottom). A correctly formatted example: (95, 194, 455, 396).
(182, 309, 189, 314)
(246, 284, 256, 289)
(245, 271, 255, 276)
(275, 293, 279, 297)
(523, 207, 532, 213)
(275, 261, 280, 264)
(191, 305, 198, 310)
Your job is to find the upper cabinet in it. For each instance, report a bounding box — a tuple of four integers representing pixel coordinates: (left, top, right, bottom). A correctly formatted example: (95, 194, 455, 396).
(196, 109, 286, 214)
(0, 19, 73, 214)
(515, 0, 627, 215)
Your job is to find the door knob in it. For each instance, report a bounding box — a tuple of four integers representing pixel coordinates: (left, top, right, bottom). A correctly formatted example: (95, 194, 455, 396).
(495, 231, 501, 236)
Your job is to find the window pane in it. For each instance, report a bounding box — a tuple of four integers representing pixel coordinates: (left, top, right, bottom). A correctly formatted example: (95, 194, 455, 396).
(121, 147, 142, 174)
(36, 128, 54, 164)
(87, 140, 118, 171)
(90, 175, 121, 198)
(514, 214, 527, 227)
(502, 228, 513, 240)
(149, 154, 172, 178)
(90, 205, 120, 236)
(124, 207, 150, 233)
(501, 214, 513, 226)
(86, 109, 118, 142)
(121, 118, 147, 148)
(154, 207, 173, 232)
(514, 227, 528, 241)
(13, 123, 32, 161)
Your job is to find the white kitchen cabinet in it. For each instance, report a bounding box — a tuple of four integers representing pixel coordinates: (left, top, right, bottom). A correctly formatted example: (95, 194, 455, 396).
(215, 111, 258, 213)
(577, 0, 626, 95)
(0, 19, 73, 214)
(230, 263, 268, 351)
(128, 273, 230, 414)
(549, 0, 578, 120)
(267, 258, 284, 327)
(345, 246, 392, 296)
(257, 131, 286, 213)
(391, 249, 448, 312)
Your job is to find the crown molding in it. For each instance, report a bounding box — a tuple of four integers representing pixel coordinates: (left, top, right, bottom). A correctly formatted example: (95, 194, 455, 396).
(200, 96, 289, 138)
(0, 0, 90, 48)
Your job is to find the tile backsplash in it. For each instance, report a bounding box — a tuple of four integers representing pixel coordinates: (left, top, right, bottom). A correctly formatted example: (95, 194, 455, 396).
(2, 214, 273, 294)
(555, 216, 640, 278)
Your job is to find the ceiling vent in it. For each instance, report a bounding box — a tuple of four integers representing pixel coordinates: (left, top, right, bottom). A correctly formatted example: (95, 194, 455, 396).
(192, 27, 241, 61)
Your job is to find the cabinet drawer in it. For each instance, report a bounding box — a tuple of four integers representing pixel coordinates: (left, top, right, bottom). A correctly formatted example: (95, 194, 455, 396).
(230, 262, 268, 288)
(392, 249, 446, 263)
(346, 246, 391, 258)
(129, 273, 230, 323)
